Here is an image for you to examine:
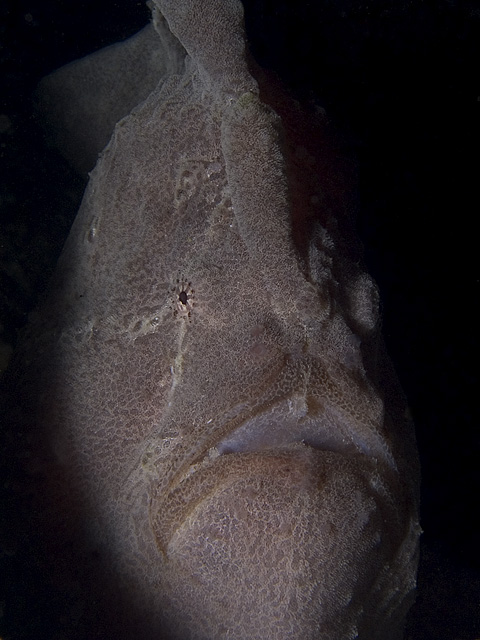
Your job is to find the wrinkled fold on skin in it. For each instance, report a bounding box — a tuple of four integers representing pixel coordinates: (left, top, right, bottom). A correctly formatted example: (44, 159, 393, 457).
(8, 0, 420, 638)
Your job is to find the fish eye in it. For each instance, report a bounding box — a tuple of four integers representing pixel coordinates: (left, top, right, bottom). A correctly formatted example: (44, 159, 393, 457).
(170, 277, 195, 321)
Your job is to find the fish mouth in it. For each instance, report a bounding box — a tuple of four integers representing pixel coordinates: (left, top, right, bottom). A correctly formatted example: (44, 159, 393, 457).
(214, 392, 392, 464)
(150, 393, 394, 554)
(214, 395, 357, 456)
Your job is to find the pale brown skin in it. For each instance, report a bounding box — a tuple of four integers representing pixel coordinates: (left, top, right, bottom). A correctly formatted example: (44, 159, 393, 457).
(10, 0, 420, 638)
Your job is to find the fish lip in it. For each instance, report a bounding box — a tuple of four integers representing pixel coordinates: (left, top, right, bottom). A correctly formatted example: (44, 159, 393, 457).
(152, 441, 321, 555)
(212, 396, 391, 464)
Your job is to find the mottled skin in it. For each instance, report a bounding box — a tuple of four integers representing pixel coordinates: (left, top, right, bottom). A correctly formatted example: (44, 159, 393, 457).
(8, 0, 420, 638)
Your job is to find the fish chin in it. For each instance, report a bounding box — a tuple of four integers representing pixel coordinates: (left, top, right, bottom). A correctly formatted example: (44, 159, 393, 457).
(152, 442, 413, 640)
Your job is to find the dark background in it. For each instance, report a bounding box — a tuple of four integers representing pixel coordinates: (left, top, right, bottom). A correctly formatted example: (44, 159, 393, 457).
(1, 0, 479, 638)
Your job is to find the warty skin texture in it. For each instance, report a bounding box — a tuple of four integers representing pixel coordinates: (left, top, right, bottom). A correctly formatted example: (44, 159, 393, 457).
(5, 0, 420, 638)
